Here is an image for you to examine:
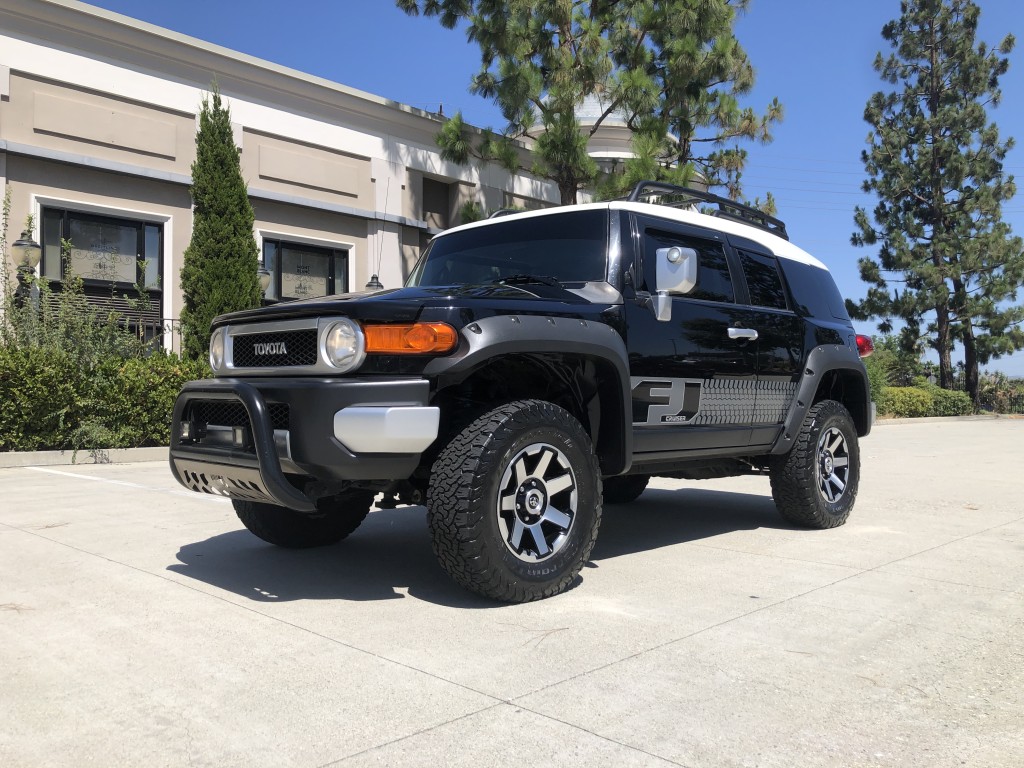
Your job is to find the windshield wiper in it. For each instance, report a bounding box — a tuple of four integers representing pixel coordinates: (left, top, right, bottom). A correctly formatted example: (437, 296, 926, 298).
(495, 273, 564, 288)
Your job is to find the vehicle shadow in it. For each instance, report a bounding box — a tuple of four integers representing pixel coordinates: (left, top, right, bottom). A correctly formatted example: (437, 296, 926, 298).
(168, 487, 792, 606)
(592, 487, 791, 561)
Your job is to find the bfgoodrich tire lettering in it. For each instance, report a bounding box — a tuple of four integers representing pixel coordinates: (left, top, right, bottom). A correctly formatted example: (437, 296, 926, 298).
(769, 399, 860, 528)
(427, 399, 602, 602)
(233, 489, 376, 548)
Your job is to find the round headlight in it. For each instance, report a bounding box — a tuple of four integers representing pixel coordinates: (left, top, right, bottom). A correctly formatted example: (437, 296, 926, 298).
(323, 318, 365, 371)
(209, 327, 226, 371)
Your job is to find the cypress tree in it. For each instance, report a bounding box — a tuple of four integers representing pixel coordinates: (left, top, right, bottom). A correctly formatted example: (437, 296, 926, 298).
(179, 85, 261, 360)
(851, 0, 1023, 404)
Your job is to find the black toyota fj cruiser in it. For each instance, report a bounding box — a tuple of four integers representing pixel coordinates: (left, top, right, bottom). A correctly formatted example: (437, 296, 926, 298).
(170, 181, 874, 602)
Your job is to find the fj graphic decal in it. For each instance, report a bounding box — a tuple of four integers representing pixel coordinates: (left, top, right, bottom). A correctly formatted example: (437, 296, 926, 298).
(631, 378, 703, 425)
(631, 377, 798, 427)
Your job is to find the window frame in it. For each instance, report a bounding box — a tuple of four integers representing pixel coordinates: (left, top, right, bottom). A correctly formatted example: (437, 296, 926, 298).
(261, 237, 350, 302)
(40, 206, 164, 293)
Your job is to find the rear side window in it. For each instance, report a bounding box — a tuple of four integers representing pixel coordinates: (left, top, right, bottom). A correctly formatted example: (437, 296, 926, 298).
(778, 259, 850, 321)
(738, 250, 788, 310)
(643, 228, 734, 303)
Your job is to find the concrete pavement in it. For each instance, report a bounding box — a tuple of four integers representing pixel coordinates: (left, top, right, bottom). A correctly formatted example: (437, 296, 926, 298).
(1, 419, 1021, 767)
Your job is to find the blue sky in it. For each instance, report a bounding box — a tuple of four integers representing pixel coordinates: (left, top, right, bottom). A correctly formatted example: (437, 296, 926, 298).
(86, 0, 1024, 376)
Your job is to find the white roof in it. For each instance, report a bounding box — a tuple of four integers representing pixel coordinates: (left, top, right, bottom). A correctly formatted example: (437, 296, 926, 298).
(441, 201, 829, 271)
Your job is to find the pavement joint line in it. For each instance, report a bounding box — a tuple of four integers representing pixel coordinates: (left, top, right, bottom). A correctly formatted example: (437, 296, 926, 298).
(508, 510, 1024, 706)
(320, 700, 689, 768)
(23, 466, 230, 505)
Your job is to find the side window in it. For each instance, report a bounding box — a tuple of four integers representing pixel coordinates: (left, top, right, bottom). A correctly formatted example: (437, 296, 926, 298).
(738, 250, 789, 310)
(643, 228, 734, 303)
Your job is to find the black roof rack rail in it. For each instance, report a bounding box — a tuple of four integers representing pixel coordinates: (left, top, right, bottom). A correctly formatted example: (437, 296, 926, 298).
(488, 208, 523, 219)
(625, 180, 788, 240)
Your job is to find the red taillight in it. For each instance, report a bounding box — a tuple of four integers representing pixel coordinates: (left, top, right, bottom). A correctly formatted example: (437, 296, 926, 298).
(855, 334, 874, 358)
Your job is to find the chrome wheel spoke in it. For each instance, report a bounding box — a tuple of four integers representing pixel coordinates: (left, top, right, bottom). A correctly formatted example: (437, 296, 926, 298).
(500, 493, 517, 512)
(827, 432, 844, 454)
(541, 505, 571, 529)
(830, 473, 846, 493)
(545, 472, 574, 496)
(833, 456, 849, 468)
(532, 449, 553, 481)
(513, 457, 529, 487)
(510, 519, 526, 550)
(528, 524, 550, 557)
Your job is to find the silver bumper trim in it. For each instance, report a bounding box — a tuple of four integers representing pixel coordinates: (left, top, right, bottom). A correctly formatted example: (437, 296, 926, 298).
(333, 406, 440, 454)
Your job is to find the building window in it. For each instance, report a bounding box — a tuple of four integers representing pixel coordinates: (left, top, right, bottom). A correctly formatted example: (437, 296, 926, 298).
(262, 238, 349, 301)
(40, 207, 163, 335)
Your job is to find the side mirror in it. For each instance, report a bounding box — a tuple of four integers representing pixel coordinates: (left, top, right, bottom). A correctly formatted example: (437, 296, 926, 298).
(651, 246, 698, 322)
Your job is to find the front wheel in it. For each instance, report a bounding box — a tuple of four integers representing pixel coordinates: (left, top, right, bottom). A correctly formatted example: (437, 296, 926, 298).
(233, 489, 376, 548)
(427, 399, 602, 602)
(770, 399, 860, 529)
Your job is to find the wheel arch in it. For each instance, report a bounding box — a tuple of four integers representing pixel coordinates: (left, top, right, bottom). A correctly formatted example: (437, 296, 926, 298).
(771, 344, 872, 456)
(423, 315, 632, 474)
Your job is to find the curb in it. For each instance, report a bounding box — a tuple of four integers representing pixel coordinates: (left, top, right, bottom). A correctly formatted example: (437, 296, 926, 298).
(0, 446, 168, 469)
(875, 414, 1020, 425)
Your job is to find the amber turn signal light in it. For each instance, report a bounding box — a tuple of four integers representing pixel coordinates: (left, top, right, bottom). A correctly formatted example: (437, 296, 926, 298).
(364, 323, 459, 354)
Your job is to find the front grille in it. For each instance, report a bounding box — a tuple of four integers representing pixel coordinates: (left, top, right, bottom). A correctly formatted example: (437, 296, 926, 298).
(187, 400, 289, 430)
(232, 329, 318, 368)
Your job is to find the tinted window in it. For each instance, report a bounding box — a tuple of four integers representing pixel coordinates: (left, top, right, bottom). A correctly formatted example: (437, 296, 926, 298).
(738, 250, 788, 310)
(644, 228, 734, 303)
(778, 259, 851, 321)
(408, 209, 607, 286)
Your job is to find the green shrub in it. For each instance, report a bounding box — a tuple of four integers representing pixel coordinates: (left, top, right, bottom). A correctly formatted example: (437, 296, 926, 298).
(929, 387, 974, 417)
(878, 386, 934, 418)
(0, 346, 84, 451)
(74, 354, 209, 449)
(0, 346, 207, 451)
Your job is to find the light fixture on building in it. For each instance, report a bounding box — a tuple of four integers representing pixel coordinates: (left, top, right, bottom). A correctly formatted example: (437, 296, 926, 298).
(10, 230, 42, 304)
(365, 273, 383, 291)
(257, 265, 272, 293)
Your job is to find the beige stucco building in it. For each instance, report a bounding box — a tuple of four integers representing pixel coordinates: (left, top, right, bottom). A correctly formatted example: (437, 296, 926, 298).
(0, 0, 568, 349)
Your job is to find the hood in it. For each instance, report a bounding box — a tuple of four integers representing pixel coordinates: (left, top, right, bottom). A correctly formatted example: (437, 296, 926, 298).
(213, 282, 589, 326)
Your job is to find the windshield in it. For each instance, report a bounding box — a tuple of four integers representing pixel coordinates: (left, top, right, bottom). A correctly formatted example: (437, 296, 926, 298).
(407, 209, 608, 287)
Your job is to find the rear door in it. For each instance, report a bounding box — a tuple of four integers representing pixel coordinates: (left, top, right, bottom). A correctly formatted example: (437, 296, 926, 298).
(625, 215, 759, 455)
(732, 245, 804, 446)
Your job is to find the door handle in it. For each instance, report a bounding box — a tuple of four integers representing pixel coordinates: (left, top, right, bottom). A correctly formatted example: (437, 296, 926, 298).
(728, 327, 759, 341)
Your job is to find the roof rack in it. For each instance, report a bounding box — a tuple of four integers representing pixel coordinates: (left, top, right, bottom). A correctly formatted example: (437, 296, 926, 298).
(625, 180, 788, 241)
(488, 208, 523, 219)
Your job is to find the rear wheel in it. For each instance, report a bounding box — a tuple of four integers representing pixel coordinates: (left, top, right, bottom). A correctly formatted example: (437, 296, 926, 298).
(770, 399, 859, 529)
(232, 489, 376, 548)
(427, 399, 602, 602)
(602, 474, 650, 504)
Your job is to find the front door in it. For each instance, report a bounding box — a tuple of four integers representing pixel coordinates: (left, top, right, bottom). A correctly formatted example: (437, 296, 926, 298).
(625, 216, 759, 456)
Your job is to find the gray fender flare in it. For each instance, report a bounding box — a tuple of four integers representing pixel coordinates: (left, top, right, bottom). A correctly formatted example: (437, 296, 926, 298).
(423, 314, 633, 474)
(771, 344, 872, 455)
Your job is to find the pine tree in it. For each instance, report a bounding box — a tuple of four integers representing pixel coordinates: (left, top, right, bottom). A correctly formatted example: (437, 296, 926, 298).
(179, 85, 261, 360)
(397, 0, 779, 205)
(851, 0, 1023, 404)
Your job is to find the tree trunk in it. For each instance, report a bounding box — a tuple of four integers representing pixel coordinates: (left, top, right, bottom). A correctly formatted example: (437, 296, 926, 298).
(558, 182, 577, 206)
(934, 302, 953, 389)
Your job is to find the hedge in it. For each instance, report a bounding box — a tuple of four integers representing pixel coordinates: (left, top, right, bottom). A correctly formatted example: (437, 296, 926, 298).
(877, 385, 974, 418)
(0, 346, 207, 452)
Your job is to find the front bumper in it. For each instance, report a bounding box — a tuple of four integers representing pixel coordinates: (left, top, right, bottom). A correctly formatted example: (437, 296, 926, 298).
(169, 377, 438, 511)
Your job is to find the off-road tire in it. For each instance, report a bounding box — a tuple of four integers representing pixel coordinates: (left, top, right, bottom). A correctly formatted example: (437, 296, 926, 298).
(602, 474, 650, 504)
(427, 399, 602, 602)
(770, 399, 859, 529)
(233, 489, 376, 548)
